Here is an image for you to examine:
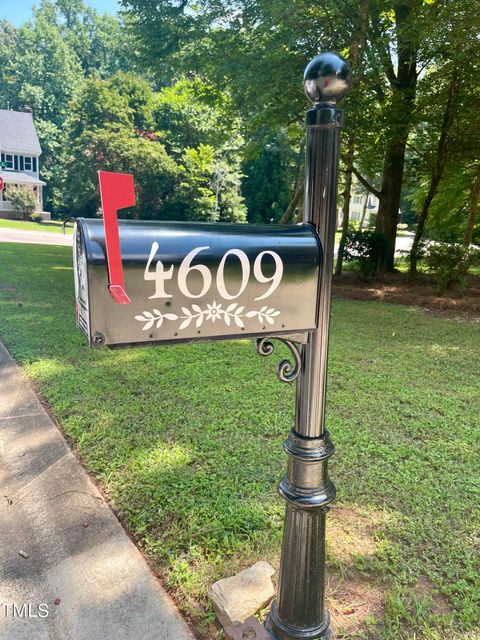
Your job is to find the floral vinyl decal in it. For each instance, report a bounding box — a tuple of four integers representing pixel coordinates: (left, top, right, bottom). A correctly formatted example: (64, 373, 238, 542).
(135, 302, 280, 331)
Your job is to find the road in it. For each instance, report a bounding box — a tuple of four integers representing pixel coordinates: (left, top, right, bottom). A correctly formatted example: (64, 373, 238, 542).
(395, 231, 414, 254)
(333, 231, 414, 258)
(0, 227, 72, 246)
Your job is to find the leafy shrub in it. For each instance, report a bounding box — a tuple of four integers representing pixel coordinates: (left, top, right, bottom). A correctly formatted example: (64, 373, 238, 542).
(7, 186, 37, 220)
(425, 242, 479, 292)
(342, 230, 390, 276)
(29, 213, 43, 222)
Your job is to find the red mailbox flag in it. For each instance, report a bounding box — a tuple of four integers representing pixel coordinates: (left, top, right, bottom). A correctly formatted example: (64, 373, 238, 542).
(98, 170, 135, 304)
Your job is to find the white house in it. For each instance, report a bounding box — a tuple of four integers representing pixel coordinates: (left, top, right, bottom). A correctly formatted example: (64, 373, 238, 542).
(338, 187, 379, 229)
(0, 108, 50, 220)
(349, 191, 379, 225)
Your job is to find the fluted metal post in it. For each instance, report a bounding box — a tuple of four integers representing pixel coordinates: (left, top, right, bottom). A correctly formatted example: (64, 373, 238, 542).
(266, 53, 350, 640)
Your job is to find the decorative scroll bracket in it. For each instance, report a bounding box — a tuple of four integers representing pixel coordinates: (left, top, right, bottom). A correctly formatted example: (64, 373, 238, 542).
(255, 337, 303, 383)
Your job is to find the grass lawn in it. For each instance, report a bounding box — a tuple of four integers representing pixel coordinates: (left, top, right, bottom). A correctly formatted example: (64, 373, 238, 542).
(0, 242, 478, 640)
(0, 218, 73, 234)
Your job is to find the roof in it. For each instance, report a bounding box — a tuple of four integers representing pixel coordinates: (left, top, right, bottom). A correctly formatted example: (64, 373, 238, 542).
(0, 110, 42, 155)
(0, 170, 45, 186)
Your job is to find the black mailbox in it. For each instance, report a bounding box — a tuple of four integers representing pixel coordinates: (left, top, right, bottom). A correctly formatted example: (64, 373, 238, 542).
(74, 219, 322, 348)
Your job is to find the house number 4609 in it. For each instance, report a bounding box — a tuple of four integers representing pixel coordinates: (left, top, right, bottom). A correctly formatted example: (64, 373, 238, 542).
(145, 242, 284, 301)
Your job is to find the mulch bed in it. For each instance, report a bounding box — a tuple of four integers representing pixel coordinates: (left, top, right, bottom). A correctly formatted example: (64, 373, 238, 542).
(332, 271, 480, 316)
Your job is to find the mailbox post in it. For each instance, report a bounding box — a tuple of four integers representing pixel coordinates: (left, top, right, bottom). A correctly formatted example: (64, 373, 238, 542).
(263, 53, 350, 640)
(73, 52, 350, 640)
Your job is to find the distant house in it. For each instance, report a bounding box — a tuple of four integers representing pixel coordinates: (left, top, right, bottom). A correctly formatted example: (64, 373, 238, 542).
(349, 192, 379, 226)
(338, 185, 379, 229)
(0, 108, 50, 220)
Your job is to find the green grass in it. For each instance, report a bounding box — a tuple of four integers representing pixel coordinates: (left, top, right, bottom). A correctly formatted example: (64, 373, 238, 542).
(0, 218, 73, 234)
(0, 242, 478, 640)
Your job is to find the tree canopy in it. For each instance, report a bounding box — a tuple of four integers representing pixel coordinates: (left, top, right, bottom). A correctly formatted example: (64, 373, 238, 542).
(1, 0, 479, 262)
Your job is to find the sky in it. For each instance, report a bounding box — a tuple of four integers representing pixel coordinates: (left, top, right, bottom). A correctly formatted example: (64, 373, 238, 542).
(1, 0, 120, 26)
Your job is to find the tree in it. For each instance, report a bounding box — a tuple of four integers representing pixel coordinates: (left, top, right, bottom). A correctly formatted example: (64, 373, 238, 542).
(121, 0, 365, 226)
(60, 74, 247, 222)
(335, 0, 369, 276)
(154, 78, 243, 160)
(173, 145, 247, 222)
(408, 67, 458, 275)
(405, 0, 480, 262)
(463, 166, 480, 248)
(242, 128, 302, 224)
(0, 1, 142, 215)
(154, 78, 247, 221)
(60, 77, 179, 217)
(7, 187, 37, 220)
(0, 20, 18, 109)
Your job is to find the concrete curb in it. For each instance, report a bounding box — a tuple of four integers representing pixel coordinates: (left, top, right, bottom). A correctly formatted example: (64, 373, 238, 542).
(0, 342, 196, 640)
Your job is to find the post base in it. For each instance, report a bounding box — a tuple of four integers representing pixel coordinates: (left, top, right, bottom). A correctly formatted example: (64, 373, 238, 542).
(265, 602, 334, 640)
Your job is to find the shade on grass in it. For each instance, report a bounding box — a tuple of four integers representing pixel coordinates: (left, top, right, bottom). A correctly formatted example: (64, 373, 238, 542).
(0, 242, 478, 639)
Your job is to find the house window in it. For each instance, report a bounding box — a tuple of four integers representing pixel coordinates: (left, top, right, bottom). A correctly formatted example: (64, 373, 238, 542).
(24, 157, 32, 171)
(33, 157, 37, 172)
(5, 154, 13, 169)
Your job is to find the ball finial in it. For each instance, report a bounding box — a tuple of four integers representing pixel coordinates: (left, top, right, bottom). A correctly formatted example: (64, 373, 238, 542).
(304, 52, 350, 104)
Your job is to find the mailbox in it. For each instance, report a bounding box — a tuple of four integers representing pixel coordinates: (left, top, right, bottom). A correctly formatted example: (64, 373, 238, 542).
(74, 218, 322, 348)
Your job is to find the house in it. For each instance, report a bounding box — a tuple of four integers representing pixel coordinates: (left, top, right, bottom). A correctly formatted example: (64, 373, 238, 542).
(338, 186, 379, 229)
(0, 108, 50, 220)
(349, 191, 379, 226)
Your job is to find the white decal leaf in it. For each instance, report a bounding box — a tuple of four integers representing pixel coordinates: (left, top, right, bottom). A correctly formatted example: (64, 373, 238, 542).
(265, 315, 275, 325)
(142, 319, 154, 331)
(236, 306, 245, 315)
(245, 311, 258, 318)
(224, 314, 231, 326)
(163, 313, 178, 320)
(156, 318, 163, 328)
(135, 315, 146, 321)
(179, 317, 192, 330)
(192, 304, 202, 313)
(226, 303, 237, 312)
(196, 314, 204, 328)
(143, 311, 154, 319)
(234, 315, 245, 329)
(182, 307, 192, 316)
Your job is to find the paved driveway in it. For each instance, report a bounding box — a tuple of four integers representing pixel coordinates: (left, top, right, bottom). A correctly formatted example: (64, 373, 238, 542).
(0, 228, 72, 246)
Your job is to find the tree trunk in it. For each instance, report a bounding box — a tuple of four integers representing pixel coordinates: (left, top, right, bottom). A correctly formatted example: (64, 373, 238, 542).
(375, 1, 421, 271)
(335, 135, 354, 276)
(375, 101, 413, 271)
(463, 165, 480, 248)
(280, 184, 303, 224)
(409, 68, 458, 276)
